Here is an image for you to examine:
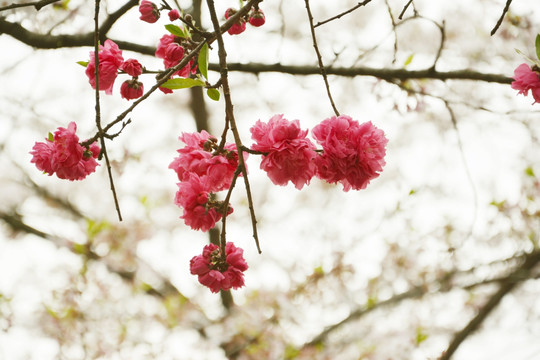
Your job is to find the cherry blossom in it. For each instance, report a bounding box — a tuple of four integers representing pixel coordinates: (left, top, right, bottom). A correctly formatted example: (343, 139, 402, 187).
(85, 39, 124, 95)
(312, 115, 388, 191)
(250, 114, 317, 189)
(30, 122, 100, 181)
(511, 63, 540, 104)
(121, 58, 143, 77)
(168, 9, 180, 22)
(190, 242, 248, 293)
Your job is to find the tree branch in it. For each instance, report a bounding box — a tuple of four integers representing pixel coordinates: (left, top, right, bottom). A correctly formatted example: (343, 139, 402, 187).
(440, 249, 540, 360)
(0, 0, 60, 12)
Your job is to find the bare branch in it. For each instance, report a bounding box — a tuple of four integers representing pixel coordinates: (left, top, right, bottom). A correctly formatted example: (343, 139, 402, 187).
(314, 0, 373, 28)
(210, 63, 513, 84)
(490, 0, 513, 36)
(304, 0, 340, 116)
(398, 0, 414, 20)
(0, 0, 60, 12)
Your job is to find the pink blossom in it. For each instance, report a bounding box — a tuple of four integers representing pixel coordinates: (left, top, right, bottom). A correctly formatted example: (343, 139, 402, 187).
(225, 8, 246, 35)
(250, 114, 317, 189)
(85, 40, 124, 95)
(155, 34, 196, 78)
(511, 63, 540, 104)
(139, 0, 160, 23)
(30, 122, 100, 181)
(190, 242, 248, 293)
(312, 115, 388, 191)
(169, 130, 245, 192)
(168, 9, 180, 21)
(120, 79, 144, 100)
(174, 174, 224, 232)
(121, 58, 143, 77)
(248, 9, 265, 27)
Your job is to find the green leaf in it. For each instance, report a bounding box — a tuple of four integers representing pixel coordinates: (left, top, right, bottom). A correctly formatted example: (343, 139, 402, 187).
(165, 24, 186, 38)
(77, 61, 89, 67)
(206, 88, 220, 101)
(161, 78, 205, 90)
(404, 53, 414, 67)
(48, 132, 54, 141)
(525, 166, 535, 177)
(536, 34, 540, 60)
(415, 327, 428, 345)
(198, 43, 209, 80)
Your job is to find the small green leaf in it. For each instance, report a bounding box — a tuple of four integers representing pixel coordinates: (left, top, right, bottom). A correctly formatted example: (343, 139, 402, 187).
(161, 78, 205, 90)
(415, 327, 428, 345)
(77, 60, 89, 67)
(536, 34, 540, 60)
(404, 53, 414, 67)
(525, 166, 535, 177)
(165, 24, 186, 38)
(198, 43, 209, 80)
(206, 88, 220, 101)
(48, 132, 54, 141)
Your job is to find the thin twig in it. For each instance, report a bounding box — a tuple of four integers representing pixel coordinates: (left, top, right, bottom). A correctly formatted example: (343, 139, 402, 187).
(384, 0, 398, 64)
(490, 0, 513, 36)
(219, 168, 242, 256)
(0, 0, 60, 12)
(314, 0, 372, 28)
(398, 0, 413, 20)
(93, 0, 122, 221)
(206, 0, 262, 254)
(430, 20, 445, 70)
(304, 0, 340, 116)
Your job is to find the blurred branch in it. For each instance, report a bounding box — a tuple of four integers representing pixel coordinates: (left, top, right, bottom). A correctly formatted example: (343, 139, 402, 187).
(0, 0, 60, 12)
(0, 210, 191, 302)
(398, 0, 414, 20)
(303, 249, 540, 349)
(490, 0, 512, 36)
(440, 249, 540, 360)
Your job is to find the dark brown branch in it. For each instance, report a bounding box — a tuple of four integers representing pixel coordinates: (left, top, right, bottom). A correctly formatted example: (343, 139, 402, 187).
(398, 0, 414, 20)
(210, 63, 513, 84)
(0, 0, 60, 12)
(440, 249, 540, 360)
(304, 0, 340, 116)
(0, 0, 138, 47)
(314, 0, 373, 28)
(490, 0, 512, 36)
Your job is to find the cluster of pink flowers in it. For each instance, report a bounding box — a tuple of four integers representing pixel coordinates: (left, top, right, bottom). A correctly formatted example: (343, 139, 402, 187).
(224, 6, 265, 35)
(85, 39, 144, 100)
(155, 33, 197, 94)
(30, 122, 100, 181)
(250, 114, 388, 191)
(511, 63, 540, 104)
(190, 242, 248, 293)
(169, 130, 245, 231)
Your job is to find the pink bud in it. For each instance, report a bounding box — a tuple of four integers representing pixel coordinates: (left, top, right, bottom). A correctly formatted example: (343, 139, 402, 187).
(168, 9, 180, 21)
(139, 1, 160, 23)
(120, 79, 144, 100)
(248, 9, 265, 27)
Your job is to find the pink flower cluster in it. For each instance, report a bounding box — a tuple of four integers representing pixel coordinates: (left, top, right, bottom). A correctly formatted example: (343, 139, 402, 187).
(190, 242, 248, 293)
(511, 63, 540, 104)
(155, 34, 197, 81)
(250, 114, 388, 191)
(30, 122, 100, 181)
(224, 6, 265, 35)
(85, 40, 144, 100)
(169, 131, 245, 231)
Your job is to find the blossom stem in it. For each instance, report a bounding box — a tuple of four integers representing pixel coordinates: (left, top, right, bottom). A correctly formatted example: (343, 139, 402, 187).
(94, 0, 123, 221)
(206, 0, 261, 254)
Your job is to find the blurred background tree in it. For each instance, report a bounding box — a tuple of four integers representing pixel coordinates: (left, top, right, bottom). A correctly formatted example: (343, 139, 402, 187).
(0, 0, 539, 359)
